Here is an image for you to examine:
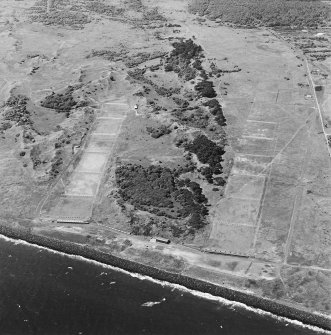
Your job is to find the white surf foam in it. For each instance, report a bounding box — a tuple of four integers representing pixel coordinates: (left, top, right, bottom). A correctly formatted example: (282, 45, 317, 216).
(0, 233, 329, 334)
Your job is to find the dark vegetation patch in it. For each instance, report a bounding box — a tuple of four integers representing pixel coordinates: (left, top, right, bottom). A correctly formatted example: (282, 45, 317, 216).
(203, 99, 226, 126)
(85, 2, 124, 16)
(116, 165, 176, 209)
(41, 86, 78, 115)
(3, 95, 31, 127)
(125, 51, 167, 68)
(195, 80, 217, 98)
(86, 49, 127, 61)
(29, 9, 90, 29)
(0, 122, 11, 132)
(164, 39, 203, 81)
(128, 68, 180, 97)
(189, 0, 330, 28)
(172, 106, 210, 129)
(41, 108, 93, 179)
(126, 0, 165, 19)
(116, 164, 209, 236)
(49, 149, 64, 178)
(142, 8, 166, 22)
(285, 33, 331, 61)
(146, 125, 171, 138)
(30, 145, 43, 169)
(170, 39, 203, 59)
(185, 134, 225, 183)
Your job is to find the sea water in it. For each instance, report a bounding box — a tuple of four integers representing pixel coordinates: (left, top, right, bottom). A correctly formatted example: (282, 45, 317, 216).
(0, 235, 327, 335)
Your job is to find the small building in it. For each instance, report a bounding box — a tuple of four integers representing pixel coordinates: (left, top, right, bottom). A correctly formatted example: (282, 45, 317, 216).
(134, 104, 138, 109)
(304, 94, 313, 99)
(315, 32, 325, 38)
(150, 237, 170, 244)
(57, 218, 90, 224)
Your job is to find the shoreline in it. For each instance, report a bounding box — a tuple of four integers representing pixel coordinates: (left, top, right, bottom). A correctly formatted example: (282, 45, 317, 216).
(0, 223, 330, 332)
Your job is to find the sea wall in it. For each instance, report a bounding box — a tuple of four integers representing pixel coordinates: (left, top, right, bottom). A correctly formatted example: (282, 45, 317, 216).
(0, 224, 330, 331)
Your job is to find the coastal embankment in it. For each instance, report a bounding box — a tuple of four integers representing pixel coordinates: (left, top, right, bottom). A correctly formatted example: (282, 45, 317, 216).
(0, 223, 329, 331)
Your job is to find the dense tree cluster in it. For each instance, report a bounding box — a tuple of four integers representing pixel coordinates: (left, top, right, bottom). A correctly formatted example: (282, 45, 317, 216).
(203, 99, 226, 126)
(174, 188, 208, 229)
(116, 165, 177, 209)
(189, 0, 330, 27)
(170, 39, 203, 59)
(195, 80, 217, 98)
(41, 86, 77, 114)
(3, 95, 31, 126)
(164, 39, 203, 81)
(115, 164, 209, 235)
(186, 134, 225, 183)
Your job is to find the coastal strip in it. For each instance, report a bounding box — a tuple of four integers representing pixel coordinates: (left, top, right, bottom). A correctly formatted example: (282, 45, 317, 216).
(0, 224, 330, 332)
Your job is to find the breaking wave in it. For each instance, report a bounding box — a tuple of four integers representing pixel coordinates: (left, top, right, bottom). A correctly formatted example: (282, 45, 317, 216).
(141, 298, 166, 307)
